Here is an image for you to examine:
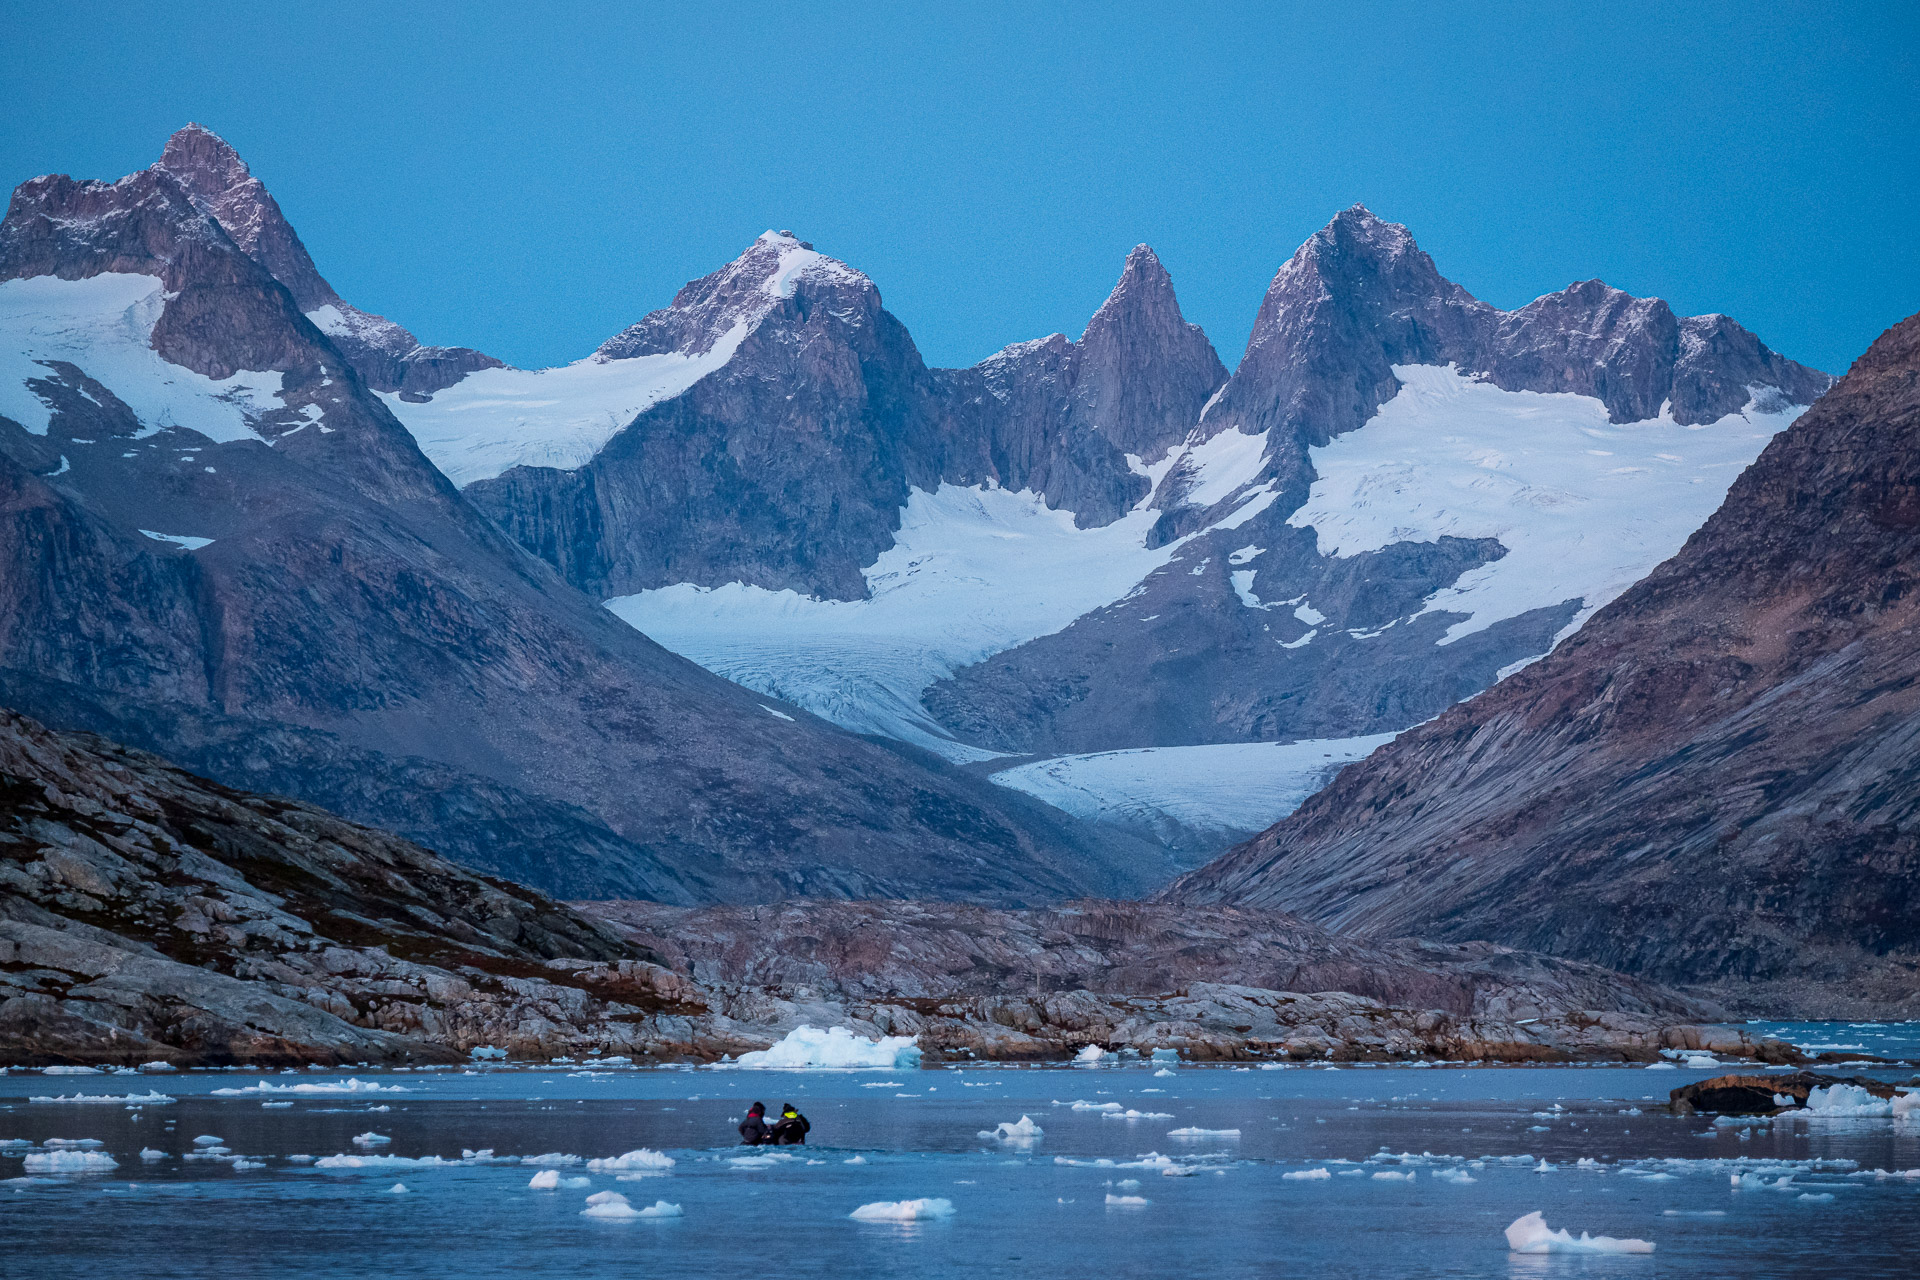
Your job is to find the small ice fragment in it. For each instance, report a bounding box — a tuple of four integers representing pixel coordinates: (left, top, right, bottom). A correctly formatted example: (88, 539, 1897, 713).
(585, 1149, 674, 1172)
(850, 1198, 955, 1222)
(352, 1132, 391, 1146)
(138, 1148, 167, 1161)
(1167, 1127, 1239, 1138)
(1504, 1211, 1653, 1254)
(1283, 1168, 1331, 1180)
(845, 1155, 867, 1165)
(1372, 1170, 1415, 1180)
(1073, 1045, 1108, 1064)
(528, 1169, 560, 1189)
(388, 1182, 409, 1194)
(1105, 1193, 1150, 1206)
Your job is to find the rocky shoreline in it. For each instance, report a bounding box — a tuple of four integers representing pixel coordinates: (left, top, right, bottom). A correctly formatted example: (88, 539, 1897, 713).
(0, 707, 1826, 1070)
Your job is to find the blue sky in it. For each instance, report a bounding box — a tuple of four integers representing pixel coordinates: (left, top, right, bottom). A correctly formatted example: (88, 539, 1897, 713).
(4, 1, 1913, 375)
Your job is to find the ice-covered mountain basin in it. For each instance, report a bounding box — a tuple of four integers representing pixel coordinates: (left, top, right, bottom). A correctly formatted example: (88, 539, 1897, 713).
(3, 1060, 1914, 1278)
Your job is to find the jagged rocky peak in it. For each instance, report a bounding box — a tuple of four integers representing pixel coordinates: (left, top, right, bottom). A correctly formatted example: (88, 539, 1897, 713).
(153, 122, 337, 313)
(143, 123, 500, 396)
(1072, 243, 1229, 458)
(596, 228, 877, 360)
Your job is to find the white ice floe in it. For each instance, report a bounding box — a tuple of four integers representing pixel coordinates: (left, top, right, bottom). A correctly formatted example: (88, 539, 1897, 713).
(313, 1154, 459, 1170)
(1105, 1193, 1151, 1207)
(21, 1150, 119, 1172)
(520, 1153, 583, 1166)
(849, 1197, 955, 1222)
(1167, 1128, 1239, 1138)
(1102, 1110, 1174, 1121)
(192, 1135, 223, 1145)
(585, 1149, 675, 1173)
(0, 274, 285, 441)
(1283, 1168, 1331, 1180)
(1292, 363, 1802, 647)
(1371, 1170, 1415, 1181)
(388, 1182, 409, 1194)
(211, 1078, 408, 1097)
(138, 1148, 167, 1161)
(1434, 1168, 1476, 1184)
(979, 1116, 1044, 1141)
(1068, 1101, 1123, 1112)
(730, 1025, 921, 1070)
(1504, 1210, 1654, 1254)
(468, 1047, 507, 1061)
(38, 1066, 101, 1075)
(580, 1191, 681, 1219)
(28, 1091, 175, 1105)
(1073, 1045, 1110, 1065)
(352, 1132, 391, 1146)
(527, 1169, 560, 1189)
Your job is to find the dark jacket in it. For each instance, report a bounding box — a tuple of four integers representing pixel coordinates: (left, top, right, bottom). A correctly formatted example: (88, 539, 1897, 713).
(738, 1111, 771, 1146)
(771, 1111, 810, 1145)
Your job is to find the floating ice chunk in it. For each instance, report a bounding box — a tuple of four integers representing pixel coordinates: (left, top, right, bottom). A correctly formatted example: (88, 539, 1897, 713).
(860, 1082, 905, 1089)
(1283, 1168, 1332, 1180)
(388, 1182, 409, 1194)
(313, 1154, 457, 1169)
(45, 1139, 105, 1149)
(22, 1150, 119, 1172)
(1150, 1048, 1180, 1062)
(39, 1066, 101, 1075)
(1069, 1101, 1123, 1112)
(1073, 1046, 1109, 1065)
(1645, 1062, 1676, 1070)
(138, 1148, 167, 1161)
(233, 1159, 265, 1171)
(1167, 1128, 1239, 1138)
(1102, 1110, 1174, 1121)
(29, 1092, 175, 1105)
(1684, 1056, 1717, 1068)
(731, 1025, 921, 1070)
(562, 1176, 591, 1188)
(585, 1190, 624, 1206)
(845, 1155, 867, 1164)
(138, 1062, 176, 1073)
(521, 1153, 583, 1166)
(1153, 1068, 1176, 1078)
(1434, 1168, 1476, 1184)
(352, 1132, 391, 1146)
(212, 1078, 408, 1096)
(980, 1116, 1044, 1141)
(528, 1169, 560, 1189)
(468, 1047, 507, 1060)
(1372, 1171, 1415, 1181)
(262, 1101, 293, 1109)
(1105, 1194, 1150, 1206)
(1798, 1192, 1834, 1203)
(1799, 1084, 1895, 1117)
(1504, 1211, 1654, 1254)
(850, 1198, 955, 1222)
(586, 1149, 675, 1172)
(634, 1200, 681, 1217)
(193, 1135, 223, 1145)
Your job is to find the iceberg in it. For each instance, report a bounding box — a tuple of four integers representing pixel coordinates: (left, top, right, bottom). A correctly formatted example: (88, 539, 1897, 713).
(22, 1150, 119, 1172)
(979, 1115, 1044, 1141)
(28, 1091, 175, 1105)
(1073, 1045, 1109, 1065)
(731, 1025, 920, 1069)
(850, 1197, 955, 1222)
(585, 1149, 675, 1172)
(1505, 1211, 1654, 1254)
(527, 1169, 560, 1189)
(212, 1077, 409, 1096)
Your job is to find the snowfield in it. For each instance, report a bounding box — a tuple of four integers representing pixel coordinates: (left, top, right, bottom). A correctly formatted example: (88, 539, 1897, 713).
(0, 273, 284, 441)
(377, 328, 749, 486)
(1289, 363, 1802, 644)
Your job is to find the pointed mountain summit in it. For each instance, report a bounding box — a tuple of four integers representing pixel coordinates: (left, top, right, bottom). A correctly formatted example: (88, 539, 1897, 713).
(150, 124, 500, 396)
(0, 138, 1143, 905)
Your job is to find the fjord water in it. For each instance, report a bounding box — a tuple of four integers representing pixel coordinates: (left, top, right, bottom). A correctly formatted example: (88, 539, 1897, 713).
(5, 1053, 1916, 1278)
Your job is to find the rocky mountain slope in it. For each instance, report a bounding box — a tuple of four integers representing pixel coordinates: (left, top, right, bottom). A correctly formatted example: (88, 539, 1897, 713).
(422, 203, 1825, 860)
(3, 706, 1793, 1067)
(1168, 310, 1920, 1015)
(0, 127, 1166, 906)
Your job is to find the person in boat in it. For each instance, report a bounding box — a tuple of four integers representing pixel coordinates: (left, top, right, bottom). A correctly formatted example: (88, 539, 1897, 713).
(738, 1101, 771, 1146)
(770, 1102, 811, 1145)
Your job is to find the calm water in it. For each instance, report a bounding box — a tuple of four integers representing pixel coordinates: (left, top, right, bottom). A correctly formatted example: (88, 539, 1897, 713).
(4, 1049, 1917, 1278)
